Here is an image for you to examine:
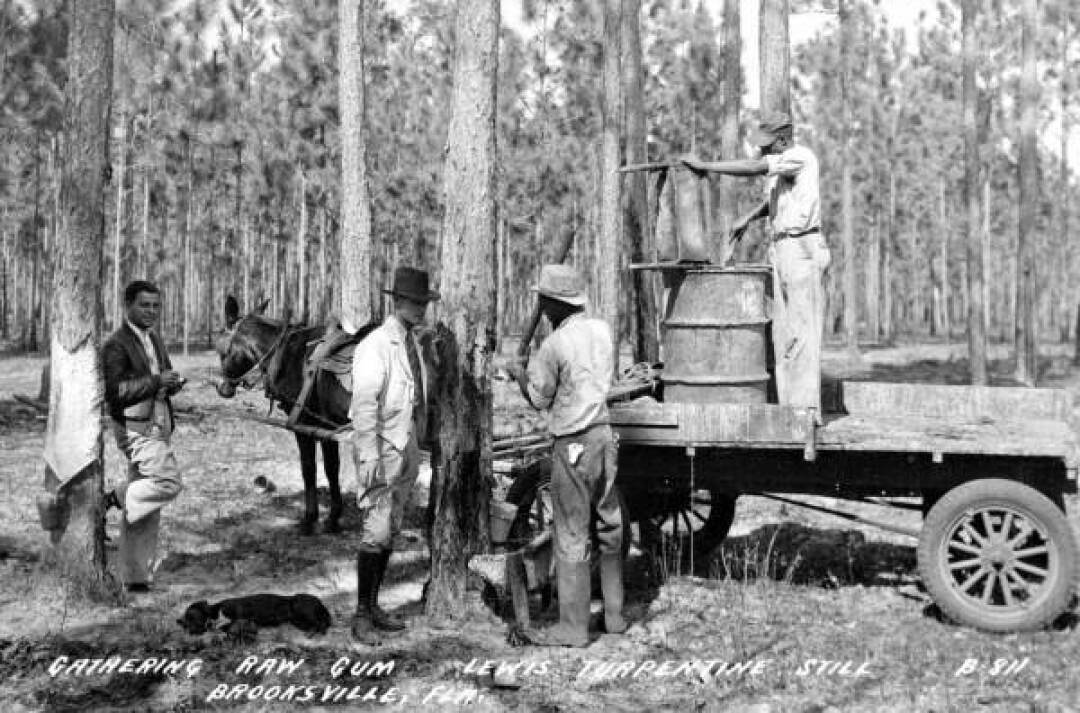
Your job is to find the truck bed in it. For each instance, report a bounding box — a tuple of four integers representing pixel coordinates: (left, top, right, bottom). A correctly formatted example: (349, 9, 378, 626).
(610, 381, 1080, 474)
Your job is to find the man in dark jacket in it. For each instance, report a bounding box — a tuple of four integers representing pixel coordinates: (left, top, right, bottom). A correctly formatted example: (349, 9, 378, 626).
(103, 280, 184, 592)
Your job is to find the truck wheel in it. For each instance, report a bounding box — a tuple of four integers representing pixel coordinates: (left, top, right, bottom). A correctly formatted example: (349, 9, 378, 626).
(918, 478, 1079, 632)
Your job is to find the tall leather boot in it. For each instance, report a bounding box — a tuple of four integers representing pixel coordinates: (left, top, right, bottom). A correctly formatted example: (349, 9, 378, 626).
(370, 549, 405, 632)
(536, 559, 591, 647)
(599, 553, 628, 634)
(351, 550, 380, 639)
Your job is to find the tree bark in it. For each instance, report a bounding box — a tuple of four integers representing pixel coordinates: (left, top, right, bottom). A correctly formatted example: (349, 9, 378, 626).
(427, 0, 498, 620)
(621, 0, 657, 364)
(182, 135, 192, 356)
(599, 0, 622, 368)
(1060, 12, 1071, 345)
(206, 146, 216, 348)
(759, 0, 791, 116)
(297, 171, 308, 322)
(720, 0, 743, 264)
(1015, 0, 1039, 385)
(42, 0, 115, 592)
(339, 0, 375, 327)
(839, 0, 857, 349)
(939, 177, 950, 338)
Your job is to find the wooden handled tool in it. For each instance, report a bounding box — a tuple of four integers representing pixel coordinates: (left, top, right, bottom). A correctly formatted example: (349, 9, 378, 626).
(517, 224, 577, 361)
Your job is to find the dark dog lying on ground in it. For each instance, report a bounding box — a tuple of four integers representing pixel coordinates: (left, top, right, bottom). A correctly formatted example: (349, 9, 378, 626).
(177, 593, 331, 635)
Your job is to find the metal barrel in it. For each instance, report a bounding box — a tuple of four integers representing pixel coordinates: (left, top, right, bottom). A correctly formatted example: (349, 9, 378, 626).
(661, 265, 772, 403)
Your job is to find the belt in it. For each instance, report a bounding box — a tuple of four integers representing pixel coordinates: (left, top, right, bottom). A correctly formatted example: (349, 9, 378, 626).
(776, 227, 820, 240)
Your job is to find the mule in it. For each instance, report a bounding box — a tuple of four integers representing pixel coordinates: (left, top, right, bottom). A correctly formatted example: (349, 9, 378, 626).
(215, 296, 374, 535)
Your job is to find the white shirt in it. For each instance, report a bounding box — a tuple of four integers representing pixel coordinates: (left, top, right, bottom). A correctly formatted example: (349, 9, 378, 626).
(765, 144, 821, 236)
(526, 312, 613, 436)
(126, 319, 160, 375)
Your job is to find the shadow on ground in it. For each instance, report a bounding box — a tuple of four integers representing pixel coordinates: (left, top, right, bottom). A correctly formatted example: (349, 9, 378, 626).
(706, 522, 917, 588)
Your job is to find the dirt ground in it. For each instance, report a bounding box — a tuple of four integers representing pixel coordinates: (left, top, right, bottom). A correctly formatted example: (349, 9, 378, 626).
(0, 343, 1078, 712)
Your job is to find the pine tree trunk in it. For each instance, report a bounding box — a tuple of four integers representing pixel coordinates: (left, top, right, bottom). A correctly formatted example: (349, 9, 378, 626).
(939, 177, 950, 339)
(1015, 0, 1039, 385)
(866, 218, 879, 341)
(599, 0, 622, 368)
(839, 0, 857, 348)
(759, 0, 791, 116)
(720, 0, 743, 264)
(1060, 15, 1071, 344)
(297, 171, 308, 322)
(621, 0, 657, 364)
(427, 0, 498, 620)
(140, 153, 149, 278)
(30, 136, 41, 353)
(0, 204, 8, 339)
(42, 0, 114, 592)
(339, 0, 375, 326)
(910, 218, 921, 335)
(112, 110, 125, 332)
(182, 136, 192, 356)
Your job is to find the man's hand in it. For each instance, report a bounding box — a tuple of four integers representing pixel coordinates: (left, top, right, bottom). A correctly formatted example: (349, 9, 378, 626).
(355, 460, 381, 510)
(159, 370, 184, 394)
(507, 357, 532, 403)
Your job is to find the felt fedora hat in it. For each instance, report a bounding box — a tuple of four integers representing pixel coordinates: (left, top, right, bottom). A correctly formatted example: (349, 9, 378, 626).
(383, 266, 440, 302)
(532, 264, 587, 307)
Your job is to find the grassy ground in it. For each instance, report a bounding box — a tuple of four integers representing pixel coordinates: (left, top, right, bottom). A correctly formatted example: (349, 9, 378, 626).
(0, 344, 1078, 712)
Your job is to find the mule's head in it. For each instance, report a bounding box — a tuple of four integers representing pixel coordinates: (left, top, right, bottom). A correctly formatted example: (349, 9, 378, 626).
(215, 295, 273, 398)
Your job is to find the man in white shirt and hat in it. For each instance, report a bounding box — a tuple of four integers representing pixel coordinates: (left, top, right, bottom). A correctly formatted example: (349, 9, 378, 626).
(349, 266, 437, 639)
(510, 264, 627, 647)
(682, 112, 831, 419)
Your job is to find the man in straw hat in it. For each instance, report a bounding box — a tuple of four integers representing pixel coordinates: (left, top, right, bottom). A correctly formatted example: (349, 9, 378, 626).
(509, 264, 627, 647)
(682, 112, 831, 420)
(349, 266, 438, 639)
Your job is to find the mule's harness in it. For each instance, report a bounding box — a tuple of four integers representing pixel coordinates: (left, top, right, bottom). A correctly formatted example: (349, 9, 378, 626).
(222, 317, 293, 392)
(223, 316, 350, 432)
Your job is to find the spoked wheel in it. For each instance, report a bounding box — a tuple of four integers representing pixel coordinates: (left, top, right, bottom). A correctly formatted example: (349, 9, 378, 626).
(504, 458, 631, 559)
(636, 489, 737, 570)
(918, 478, 1079, 632)
(505, 459, 553, 549)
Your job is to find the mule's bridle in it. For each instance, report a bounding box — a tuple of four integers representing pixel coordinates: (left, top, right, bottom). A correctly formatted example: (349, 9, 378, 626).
(221, 317, 293, 391)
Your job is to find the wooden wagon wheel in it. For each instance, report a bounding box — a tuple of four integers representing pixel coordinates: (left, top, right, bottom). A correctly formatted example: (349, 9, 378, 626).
(636, 489, 738, 573)
(504, 458, 631, 559)
(918, 478, 1079, 632)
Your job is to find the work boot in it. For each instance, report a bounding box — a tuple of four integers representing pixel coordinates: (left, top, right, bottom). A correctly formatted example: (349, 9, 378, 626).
(350, 550, 381, 639)
(599, 553, 628, 634)
(370, 549, 405, 632)
(535, 559, 591, 647)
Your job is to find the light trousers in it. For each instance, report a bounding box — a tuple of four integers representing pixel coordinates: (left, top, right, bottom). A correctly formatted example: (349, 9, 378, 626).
(770, 233, 831, 414)
(114, 423, 182, 584)
(354, 429, 420, 552)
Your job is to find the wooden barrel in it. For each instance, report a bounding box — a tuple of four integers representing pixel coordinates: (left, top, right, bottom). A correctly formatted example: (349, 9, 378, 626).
(662, 266, 772, 403)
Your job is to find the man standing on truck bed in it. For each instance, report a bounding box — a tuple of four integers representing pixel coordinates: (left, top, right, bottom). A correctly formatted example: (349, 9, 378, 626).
(682, 112, 831, 420)
(511, 264, 626, 647)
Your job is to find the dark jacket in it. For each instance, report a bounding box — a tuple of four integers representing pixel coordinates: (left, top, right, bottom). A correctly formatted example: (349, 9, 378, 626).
(102, 323, 174, 431)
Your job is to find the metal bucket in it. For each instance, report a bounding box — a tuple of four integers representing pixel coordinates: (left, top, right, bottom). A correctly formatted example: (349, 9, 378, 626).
(662, 265, 772, 403)
(656, 167, 711, 263)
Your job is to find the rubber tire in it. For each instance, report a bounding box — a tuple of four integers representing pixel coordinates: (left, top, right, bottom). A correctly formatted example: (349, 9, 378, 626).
(918, 478, 1079, 633)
